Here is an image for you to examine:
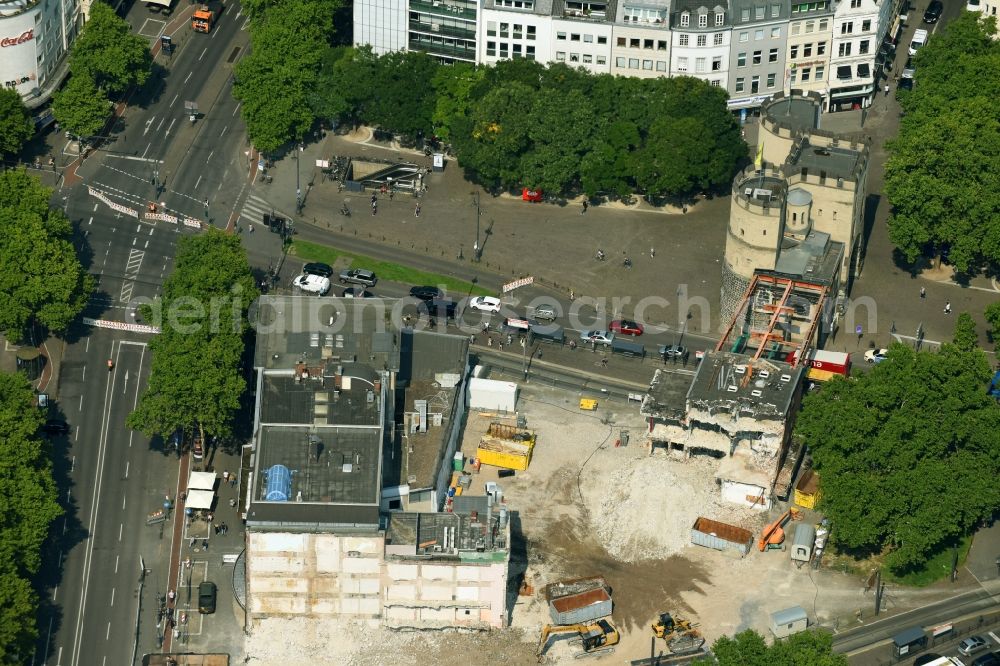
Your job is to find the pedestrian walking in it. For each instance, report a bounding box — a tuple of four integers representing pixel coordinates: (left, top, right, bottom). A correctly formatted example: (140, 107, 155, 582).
(230, 475, 237, 488)
(487, 337, 493, 347)
(222, 522, 228, 535)
(249, 224, 254, 233)
(372, 201, 377, 216)
(202, 539, 209, 550)
(601, 357, 608, 368)
(168, 589, 176, 603)
(214, 523, 220, 535)
(190, 536, 196, 548)
(944, 301, 952, 314)
(650, 247, 655, 258)
(223, 470, 230, 483)
(415, 203, 421, 217)
(581, 200, 588, 214)
(884, 83, 890, 96)
(920, 286, 926, 298)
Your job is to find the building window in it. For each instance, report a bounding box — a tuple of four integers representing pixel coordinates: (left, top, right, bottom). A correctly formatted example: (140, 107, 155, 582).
(584, 33, 594, 42)
(711, 79, 721, 86)
(617, 36, 627, 46)
(714, 32, 723, 45)
(861, 19, 871, 31)
(804, 19, 814, 32)
(771, 27, 781, 38)
(817, 41, 826, 55)
(751, 75, 760, 92)
(819, 18, 828, 30)
(487, 41, 496, 56)
(556, 51, 566, 60)
(629, 57, 640, 68)
(814, 64, 824, 79)
(771, 3, 780, 16)
(697, 34, 707, 46)
(513, 43, 523, 56)
(487, 21, 497, 36)
(790, 44, 799, 58)
(631, 37, 641, 47)
(677, 56, 688, 70)
(657, 40, 667, 50)
(800, 66, 811, 81)
(557, 31, 566, 39)
(841, 21, 852, 35)
(680, 11, 690, 26)
(738, 52, 747, 66)
(741, 8, 751, 21)
(699, 12, 708, 27)
(767, 72, 776, 87)
(715, 10, 724, 24)
(803, 43, 812, 56)
(527, 45, 536, 59)
(768, 47, 778, 62)
(791, 22, 801, 35)
(752, 50, 761, 64)
(790, 69, 796, 83)
(584, 53, 593, 62)
(695, 57, 706, 72)
(755, 28, 764, 39)
(527, 25, 536, 39)
(596, 54, 606, 63)
(500, 43, 509, 57)
(735, 76, 745, 92)
(739, 31, 749, 41)
(570, 52, 580, 62)
(679, 34, 689, 46)
(712, 56, 722, 70)
(571, 33, 581, 41)
(513, 24, 523, 38)
(755, 6, 765, 19)
(616, 56, 626, 67)
(850, 0, 861, 6)
(500, 23, 509, 37)
(643, 59, 653, 69)
(644, 38, 654, 48)
(598, 36, 607, 44)
(656, 60, 667, 71)
(838, 42, 851, 56)
(859, 39, 870, 54)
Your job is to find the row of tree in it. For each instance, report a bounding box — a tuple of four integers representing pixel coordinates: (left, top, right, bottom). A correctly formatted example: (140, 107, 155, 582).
(796, 313, 1000, 574)
(0, 373, 62, 661)
(52, 1, 152, 142)
(694, 628, 847, 666)
(885, 13, 1000, 276)
(127, 230, 257, 449)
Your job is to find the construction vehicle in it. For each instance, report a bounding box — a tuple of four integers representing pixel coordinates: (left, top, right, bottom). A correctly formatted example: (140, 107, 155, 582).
(192, 5, 214, 33)
(757, 507, 803, 551)
(651, 612, 706, 655)
(537, 619, 619, 660)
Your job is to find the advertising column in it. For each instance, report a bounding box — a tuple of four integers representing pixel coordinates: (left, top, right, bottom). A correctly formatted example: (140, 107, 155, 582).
(0, 8, 41, 101)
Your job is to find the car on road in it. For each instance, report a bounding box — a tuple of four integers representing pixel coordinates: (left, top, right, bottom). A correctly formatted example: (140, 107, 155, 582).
(897, 77, 914, 93)
(293, 273, 331, 295)
(580, 330, 615, 346)
(469, 296, 502, 313)
(959, 636, 990, 657)
(41, 419, 70, 435)
(923, 0, 943, 22)
(303, 262, 333, 278)
(659, 344, 687, 359)
(198, 581, 217, 614)
(909, 28, 928, 56)
(341, 287, 375, 298)
(913, 655, 945, 666)
(864, 348, 889, 364)
(902, 57, 915, 79)
(531, 303, 559, 321)
(967, 0, 982, 10)
(409, 286, 443, 302)
(972, 652, 1000, 666)
(339, 268, 378, 287)
(610, 319, 644, 336)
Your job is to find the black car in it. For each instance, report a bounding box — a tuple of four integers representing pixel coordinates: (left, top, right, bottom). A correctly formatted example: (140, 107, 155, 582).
(341, 287, 375, 298)
(198, 581, 217, 614)
(972, 652, 1000, 666)
(42, 419, 70, 435)
(912, 656, 943, 666)
(897, 77, 914, 92)
(923, 0, 943, 22)
(303, 262, 333, 278)
(409, 285, 443, 302)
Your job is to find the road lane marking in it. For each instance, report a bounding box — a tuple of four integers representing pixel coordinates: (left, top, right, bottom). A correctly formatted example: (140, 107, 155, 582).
(207, 150, 214, 162)
(118, 523, 123, 541)
(199, 47, 207, 60)
(195, 174, 202, 189)
(220, 124, 228, 137)
(105, 621, 110, 640)
(141, 142, 151, 159)
(114, 555, 119, 574)
(156, 117, 165, 132)
(110, 587, 115, 607)
(169, 93, 178, 108)
(232, 101, 241, 116)
(165, 117, 176, 137)
(79, 395, 83, 411)
(184, 71, 192, 84)
(143, 116, 155, 137)
(102, 154, 163, 163)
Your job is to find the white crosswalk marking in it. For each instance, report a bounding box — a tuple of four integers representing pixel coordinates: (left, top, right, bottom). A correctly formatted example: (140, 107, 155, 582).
(120, 248, 145, 303)
(239, 194, 285, 227)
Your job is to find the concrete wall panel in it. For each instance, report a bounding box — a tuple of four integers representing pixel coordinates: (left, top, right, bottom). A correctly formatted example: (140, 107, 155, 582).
(386, 563, 419, 580)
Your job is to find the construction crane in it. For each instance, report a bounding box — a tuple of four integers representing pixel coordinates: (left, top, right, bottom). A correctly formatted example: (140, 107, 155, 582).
(651, 612, 706, 655)
(757, 507, 802, 551)
(537, 619, 619, 660)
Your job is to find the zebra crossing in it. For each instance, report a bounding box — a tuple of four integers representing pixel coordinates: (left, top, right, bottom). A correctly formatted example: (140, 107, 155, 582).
(239, 194, 284, 228)
(120, 248, 145, 303)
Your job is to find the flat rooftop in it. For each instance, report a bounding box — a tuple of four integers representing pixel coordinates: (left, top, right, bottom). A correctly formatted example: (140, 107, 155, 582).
(385, 497, 508, 559)
(687, 352, 804, 421)
(786, 139, 865, 183)
(773, 231, 844, 285)
(641, 368, 695, 422)
(762, 94, 821, 134)
(259, 366, 382, 427)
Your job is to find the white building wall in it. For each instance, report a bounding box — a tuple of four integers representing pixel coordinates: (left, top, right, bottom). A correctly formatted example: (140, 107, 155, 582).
(670, 30, 731, 88)
(548, 18, 614, 72)
(828, 0, 879, 108)
(353, 0, 408, 55)
(610, 24, 672, 77)
(786, 13, 833, 100)
(1, 0, 80, 107)
(478, 8, 550, 63)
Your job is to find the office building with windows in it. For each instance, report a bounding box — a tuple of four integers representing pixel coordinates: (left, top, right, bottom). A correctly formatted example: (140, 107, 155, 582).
(669, 1, 731, 89)
(727, 0, 789, 109)
(1, 0, 81, 108)
(609, 0, 672, 77)
(827, 0, 891, 110)
(355, 0, 479, 62)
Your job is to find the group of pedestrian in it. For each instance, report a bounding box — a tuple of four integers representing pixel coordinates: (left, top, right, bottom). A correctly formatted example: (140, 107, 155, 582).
(214, 522, 230, 535)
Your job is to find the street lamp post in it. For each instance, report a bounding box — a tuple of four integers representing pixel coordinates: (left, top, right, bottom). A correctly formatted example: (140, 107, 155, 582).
(295, 143, 303, 214)
(471, 191, 482, 261)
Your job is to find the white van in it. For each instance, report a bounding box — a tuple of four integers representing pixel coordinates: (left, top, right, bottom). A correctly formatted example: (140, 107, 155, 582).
(909, 28, 928, 56)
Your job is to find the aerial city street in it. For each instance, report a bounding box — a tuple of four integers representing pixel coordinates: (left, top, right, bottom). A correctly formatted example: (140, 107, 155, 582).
(0, 0, 998, 664)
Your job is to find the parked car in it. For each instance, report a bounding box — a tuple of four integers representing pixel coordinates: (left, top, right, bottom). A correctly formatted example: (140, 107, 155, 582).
(531, 302, 559, 321)
(341, 287, 375, 298)
(864, 348, 889, 364)
(469, 296, 502, 313)
(909, 28, 928, 56)
(580, 330, 615, 346)
(292, 274, 331, 295)
(41, 419, 70, 435)
(972, 652, 1000, 666)
(303, 262, 333, 278)
(967, 0, 982, 10)
(902, 57, 915, 79)
(426, 299, 458, 320)
(659, 344, 687, 359)
(338, 268, 378, 287)
(198, 581, 217, 614)
(923, 0, 943, 22)
(959, 636, 989, 657)
(609, 319, 644, 336)
(913, 655, 945, 666)
(409, 285, 442, 302)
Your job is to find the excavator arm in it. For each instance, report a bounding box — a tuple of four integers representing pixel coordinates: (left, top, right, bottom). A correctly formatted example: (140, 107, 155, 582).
(537, 624, 588, 657)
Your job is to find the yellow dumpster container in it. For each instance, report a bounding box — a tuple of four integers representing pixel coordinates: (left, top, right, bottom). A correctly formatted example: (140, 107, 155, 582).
(579, 398, 598, 411)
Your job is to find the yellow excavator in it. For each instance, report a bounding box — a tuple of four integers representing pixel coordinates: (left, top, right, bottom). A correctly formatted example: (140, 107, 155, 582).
(537, 619, 619, 660)
(651, 612, 706, 655)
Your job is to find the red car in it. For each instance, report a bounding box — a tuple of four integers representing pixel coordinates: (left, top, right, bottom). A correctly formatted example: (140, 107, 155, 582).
(610, 319, 643, 336)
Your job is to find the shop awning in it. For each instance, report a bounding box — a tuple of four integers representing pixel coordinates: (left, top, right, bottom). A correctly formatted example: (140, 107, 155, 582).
(188, 471, 217, 491)
(186, 489, 214, 510)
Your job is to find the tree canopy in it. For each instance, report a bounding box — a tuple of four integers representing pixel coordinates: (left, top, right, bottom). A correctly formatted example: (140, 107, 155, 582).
(794, 338, 1000, 573)
(127, 230, 257, 446)
(52, 73, 110, 141)
(884, 13, 1000, 275)
(69, 1, 152, 96)
(694, 629, 847, 666)
(0, 88, 34, 158)
(0, 169, 93, 340)
(0, 371, 62, 661)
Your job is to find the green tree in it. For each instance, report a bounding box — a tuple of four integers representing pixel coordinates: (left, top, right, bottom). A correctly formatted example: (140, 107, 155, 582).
(430, 62, 485, 142)
(0, 88, 34, 158)
(696, 629, 847, 666)
(0, 169, 93, 339)
(985, 301, 1000, 342)
(0, 371, 62, 661)
(69, 1, 152, 95)
(128, 230, 257, 444)
(51, 73, 109, 142)
(456, 82, 535, 190)
(520, 88, 597, 194)
(795, 343, 1000, 573)
(953, 312, 979, 351)
(367, 51, 439, 138)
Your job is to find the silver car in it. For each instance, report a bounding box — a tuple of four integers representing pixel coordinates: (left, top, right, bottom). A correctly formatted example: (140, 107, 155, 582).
(581, 330, 615, 346)
(532, 303, 558, 321)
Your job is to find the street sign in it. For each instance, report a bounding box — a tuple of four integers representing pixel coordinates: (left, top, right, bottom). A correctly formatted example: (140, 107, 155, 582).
(315, 159, 329, 168)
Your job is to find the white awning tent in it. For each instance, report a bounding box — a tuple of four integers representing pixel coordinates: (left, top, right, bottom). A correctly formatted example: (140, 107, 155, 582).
(186, 489, 214, 510)
(188, 471, 216, 491)
(142, 0, 174, 7)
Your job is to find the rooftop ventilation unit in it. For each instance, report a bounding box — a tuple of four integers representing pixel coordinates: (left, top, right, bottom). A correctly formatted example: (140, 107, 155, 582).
(727, 385, 738, 392)
(758, 370, 770, 379)
(780, 374, 792, 382)
(751, 390, 763, 397)
(734, 365, 747, 374)
(264, 464, 292, 501)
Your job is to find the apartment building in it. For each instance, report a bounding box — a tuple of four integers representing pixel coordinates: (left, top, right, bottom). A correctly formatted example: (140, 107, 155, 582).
(355, 0, 478, 62)
(669, 1, 731, 88)
(1, 0, 81, 108)
(609, 0, 673, 78)
(827, 0, 898, 110)
(727, 0, 790, 110)
(786, 2, 833, 105)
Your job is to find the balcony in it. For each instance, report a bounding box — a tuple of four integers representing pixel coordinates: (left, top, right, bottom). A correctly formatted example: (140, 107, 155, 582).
(408, 38, 477, 61)
(409, 20, 476, 39)
(409, 0, 477, 21)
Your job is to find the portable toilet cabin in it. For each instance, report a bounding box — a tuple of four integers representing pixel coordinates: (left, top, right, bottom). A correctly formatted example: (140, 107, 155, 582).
(790, 523, 816, 564)
(770, 606, 808, 639)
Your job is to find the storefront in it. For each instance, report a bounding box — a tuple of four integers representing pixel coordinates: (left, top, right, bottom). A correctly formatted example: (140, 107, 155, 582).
(0, 0, 80, 108)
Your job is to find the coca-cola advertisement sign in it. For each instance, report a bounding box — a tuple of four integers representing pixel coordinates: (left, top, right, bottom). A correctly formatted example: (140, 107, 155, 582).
(1, 30, 34, 48)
